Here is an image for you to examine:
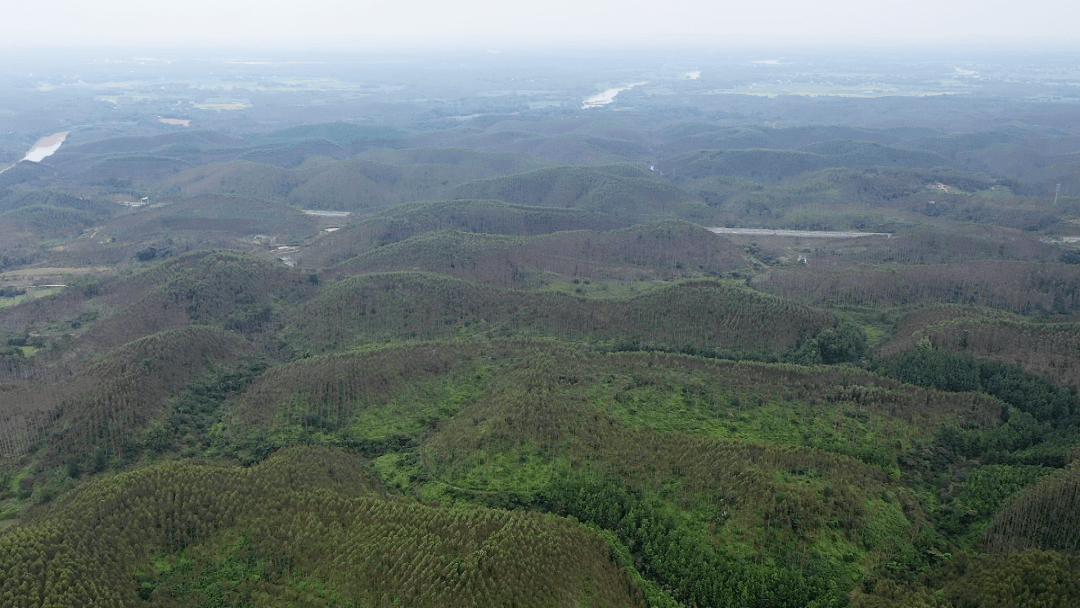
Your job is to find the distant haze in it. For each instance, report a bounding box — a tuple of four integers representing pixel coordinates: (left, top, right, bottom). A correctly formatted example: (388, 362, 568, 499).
(3, 0, 1078, 49)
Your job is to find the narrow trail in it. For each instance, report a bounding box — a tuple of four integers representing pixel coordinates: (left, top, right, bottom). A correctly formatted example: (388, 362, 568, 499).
(0, 162, 17, 175)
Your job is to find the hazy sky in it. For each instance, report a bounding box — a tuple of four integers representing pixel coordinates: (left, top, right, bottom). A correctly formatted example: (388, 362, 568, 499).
(3, 0, 1078, 49)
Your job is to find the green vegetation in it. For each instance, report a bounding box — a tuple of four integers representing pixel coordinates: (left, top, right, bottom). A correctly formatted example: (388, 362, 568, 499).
(451, 164, 710, 220)
(256, 122, 406, 149)
(278, 271, 837, 358)
(0, 447, 644, 608)
(3, 85, 1080, 607)
(877, 348, 1079, 466)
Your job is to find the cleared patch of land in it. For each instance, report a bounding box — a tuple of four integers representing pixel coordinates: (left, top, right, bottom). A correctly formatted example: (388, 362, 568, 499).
(21, 131, 70, 162)
(0, 266, 114, 288)
(0, 286, 63, 308)
(302, 209, 352, 228)
(582, 82, 647, 108)
(708, 227, 892, 238)
(193, 101, 252, 110)
(302, 210, 351, 217)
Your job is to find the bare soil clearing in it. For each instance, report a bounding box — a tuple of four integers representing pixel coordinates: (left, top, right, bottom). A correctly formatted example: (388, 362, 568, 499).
(22, 131, 71, 162)
(0, 266, 114, 288)
(708, 227, 892, 238)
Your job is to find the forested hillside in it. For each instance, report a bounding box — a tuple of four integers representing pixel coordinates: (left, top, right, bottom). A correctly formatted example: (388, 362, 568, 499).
(3, 49, 1080, 607)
